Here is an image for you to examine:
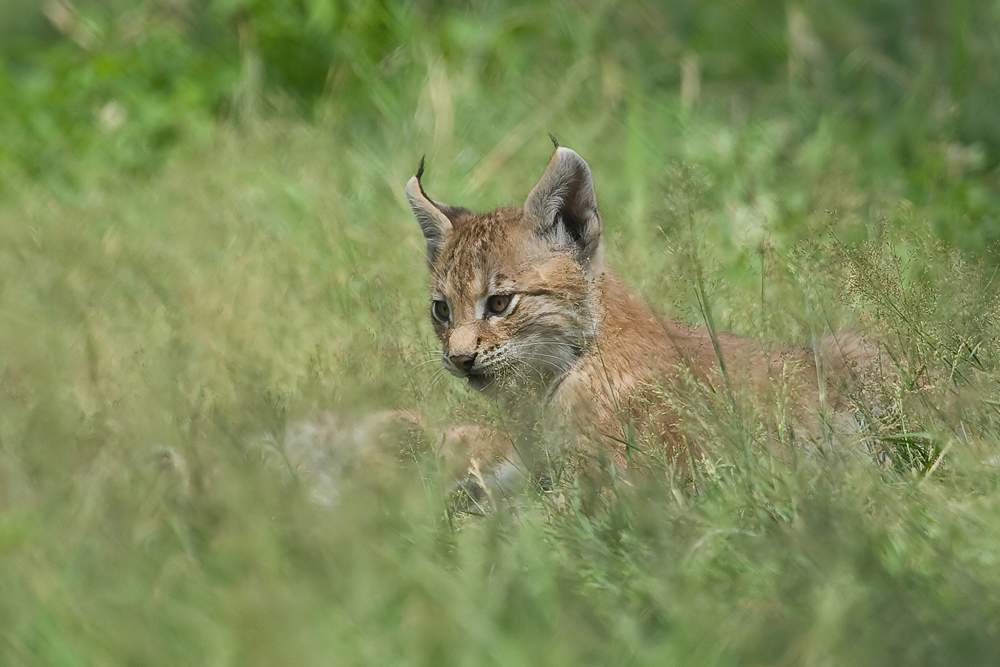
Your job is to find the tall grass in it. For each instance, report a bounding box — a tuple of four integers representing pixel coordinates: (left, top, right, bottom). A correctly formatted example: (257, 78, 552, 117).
(2, 102, 1000, 663)
(3, 2, 1000, 665)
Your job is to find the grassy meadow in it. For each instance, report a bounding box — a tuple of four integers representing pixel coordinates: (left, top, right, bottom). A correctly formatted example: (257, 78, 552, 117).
(3, 1, 1000, 664)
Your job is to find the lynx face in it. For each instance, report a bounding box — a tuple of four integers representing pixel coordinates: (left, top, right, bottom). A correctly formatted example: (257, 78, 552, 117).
(407, 146, 604, 396)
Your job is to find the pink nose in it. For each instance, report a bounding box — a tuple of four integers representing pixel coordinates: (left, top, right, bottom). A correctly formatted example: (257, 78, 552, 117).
(449, 354, 476, 372)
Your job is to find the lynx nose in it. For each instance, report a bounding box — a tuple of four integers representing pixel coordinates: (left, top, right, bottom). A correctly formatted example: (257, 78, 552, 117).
(449, 353, 477, 373)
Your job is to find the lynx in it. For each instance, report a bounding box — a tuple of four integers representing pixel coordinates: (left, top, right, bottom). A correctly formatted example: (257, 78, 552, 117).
(407, 141, 871, 476)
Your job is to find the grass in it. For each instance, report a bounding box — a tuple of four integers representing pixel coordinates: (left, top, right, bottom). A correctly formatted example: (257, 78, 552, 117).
(3, 58, 1000, 665)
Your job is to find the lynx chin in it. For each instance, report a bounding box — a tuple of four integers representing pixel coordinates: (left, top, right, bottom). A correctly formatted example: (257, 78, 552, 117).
(406, 142, 870, 470)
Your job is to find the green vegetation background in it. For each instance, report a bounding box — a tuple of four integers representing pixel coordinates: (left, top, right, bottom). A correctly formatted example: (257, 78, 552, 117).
(2, 1, 1000, 664)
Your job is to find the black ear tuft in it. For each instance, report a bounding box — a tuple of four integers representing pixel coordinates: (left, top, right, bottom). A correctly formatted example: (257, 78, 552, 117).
(406, 161, 473, 267)
(548, 133, 560, 149)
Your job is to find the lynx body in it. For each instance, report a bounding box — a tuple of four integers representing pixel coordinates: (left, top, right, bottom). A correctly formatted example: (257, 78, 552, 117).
(407, 145, 861, 469)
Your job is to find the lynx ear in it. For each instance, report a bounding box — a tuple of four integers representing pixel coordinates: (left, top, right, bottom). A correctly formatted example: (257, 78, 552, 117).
(523, 146, 603, 271)
(405, 159, 470, 266)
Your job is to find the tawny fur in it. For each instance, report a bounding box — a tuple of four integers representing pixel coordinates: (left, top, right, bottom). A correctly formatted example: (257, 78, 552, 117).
(407, 145, 872, 472)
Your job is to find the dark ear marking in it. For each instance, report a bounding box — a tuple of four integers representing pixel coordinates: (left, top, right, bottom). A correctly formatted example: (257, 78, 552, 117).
(555, 211, 585, 246)
(548, 133, 560, 149)
(416, 156, 426, 182)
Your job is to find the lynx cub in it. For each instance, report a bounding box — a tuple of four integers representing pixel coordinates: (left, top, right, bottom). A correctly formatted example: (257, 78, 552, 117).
(407, 142, 865, 472)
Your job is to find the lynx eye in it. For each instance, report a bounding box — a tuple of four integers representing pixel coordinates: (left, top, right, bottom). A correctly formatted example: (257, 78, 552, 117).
(486, 294, 513, 316)
(431, 300, 450, 323)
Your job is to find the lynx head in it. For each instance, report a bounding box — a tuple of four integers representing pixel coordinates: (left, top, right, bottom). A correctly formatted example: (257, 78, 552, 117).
(406, 143, 604, 395)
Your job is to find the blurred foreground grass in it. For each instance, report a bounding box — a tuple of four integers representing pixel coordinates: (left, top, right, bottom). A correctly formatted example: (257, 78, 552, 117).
(3, 1, 1000, 665)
